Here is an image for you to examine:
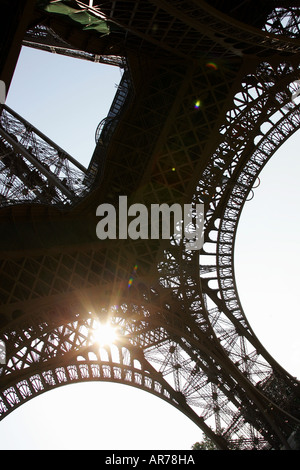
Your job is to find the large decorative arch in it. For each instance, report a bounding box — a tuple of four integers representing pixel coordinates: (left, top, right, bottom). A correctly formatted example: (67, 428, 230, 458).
(0, 298, 229, 448)
(1, 59, 300, 451)
(1, 0, 300, 451)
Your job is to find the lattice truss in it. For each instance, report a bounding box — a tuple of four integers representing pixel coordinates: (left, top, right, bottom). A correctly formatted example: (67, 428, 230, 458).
(0, 278, 298, 450)
(23, 23, 124, 67)
(194, 59, 300, 337)
(153, 57, 300, 446)
(95, 0, 300, 57)
(263, 6, 300, 38)
(0, 300, 278, 450)
(1, 2, 300, 451)
(0, 105, 89, 206)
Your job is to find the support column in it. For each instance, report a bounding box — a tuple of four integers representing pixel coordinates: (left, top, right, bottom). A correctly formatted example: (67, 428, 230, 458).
(0, 0, 36, 94)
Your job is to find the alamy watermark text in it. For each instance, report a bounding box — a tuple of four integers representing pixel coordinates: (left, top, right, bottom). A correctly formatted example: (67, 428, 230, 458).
(0, 80, 6, 104)
(96, 196, 204, 250)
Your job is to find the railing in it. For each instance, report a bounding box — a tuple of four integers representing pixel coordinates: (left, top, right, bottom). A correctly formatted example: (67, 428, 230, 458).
(24, 24, 124, 68)
(84, 66, 133, 186)
(0, 60, 132, 208)
(0, 104, 88, 208)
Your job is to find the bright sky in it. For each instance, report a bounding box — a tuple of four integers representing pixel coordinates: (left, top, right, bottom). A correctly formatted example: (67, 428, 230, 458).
(0, 46, 299, 450)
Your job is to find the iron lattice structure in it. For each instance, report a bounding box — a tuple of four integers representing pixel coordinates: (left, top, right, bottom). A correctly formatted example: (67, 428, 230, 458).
(0, 0, 300, 450)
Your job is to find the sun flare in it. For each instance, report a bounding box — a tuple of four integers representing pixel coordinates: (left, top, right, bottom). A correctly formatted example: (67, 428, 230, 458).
(92, 321, 117, 347)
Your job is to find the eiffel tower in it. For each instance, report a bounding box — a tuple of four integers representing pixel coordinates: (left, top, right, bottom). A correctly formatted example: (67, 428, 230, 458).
(0, 0, 300, 450)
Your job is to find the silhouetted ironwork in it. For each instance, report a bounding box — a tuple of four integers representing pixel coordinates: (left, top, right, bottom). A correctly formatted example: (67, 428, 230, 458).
(0, 0, 300, 450)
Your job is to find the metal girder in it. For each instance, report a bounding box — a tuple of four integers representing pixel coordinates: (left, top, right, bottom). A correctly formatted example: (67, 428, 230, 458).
(23, 24, 125, 68)
(29, 1, 300, 62)
(0, 0, 37, 91)
(0, 1, 300, 451)
(0, 104, 88, 206)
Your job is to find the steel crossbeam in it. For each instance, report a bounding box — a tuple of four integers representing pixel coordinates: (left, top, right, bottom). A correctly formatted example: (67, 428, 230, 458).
(0, 0, 300, 450)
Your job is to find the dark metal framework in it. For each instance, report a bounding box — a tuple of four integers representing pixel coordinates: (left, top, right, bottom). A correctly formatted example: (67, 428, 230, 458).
(23, 23, 124, 67)
(0, 0, 300, 450)
(0, 104, 89, 206)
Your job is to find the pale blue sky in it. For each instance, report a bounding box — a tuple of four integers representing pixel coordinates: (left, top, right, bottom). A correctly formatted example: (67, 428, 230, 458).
(0, 45, 299, 450)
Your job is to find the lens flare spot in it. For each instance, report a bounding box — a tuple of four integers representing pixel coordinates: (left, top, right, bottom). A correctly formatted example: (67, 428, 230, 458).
(206, 62, 218, 70)
(128, 264, 138, 288)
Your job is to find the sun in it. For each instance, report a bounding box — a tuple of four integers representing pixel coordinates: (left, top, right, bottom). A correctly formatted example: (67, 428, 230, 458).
(91, 321, 117, 347)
